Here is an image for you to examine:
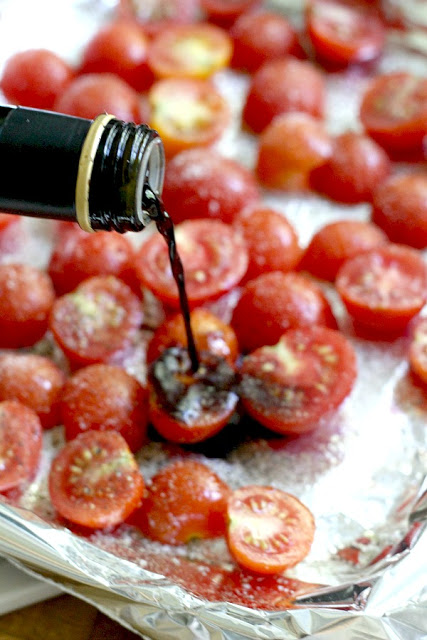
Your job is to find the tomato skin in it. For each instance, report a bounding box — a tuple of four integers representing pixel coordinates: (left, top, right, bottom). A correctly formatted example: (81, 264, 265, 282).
(226, 486, 315, 574)
(409, 317, 427, 385)
(231, 271, 337, 354)
(201, 0, 262, 28)
(0, 401, 42, 493)
(336, 245, 427, 334)
(49, 430, 144, 529)
(60, 364, 148, 452)
(242, 57, 325, 134)
(0, 263, 55, 348)
(0, 213, 19, 232)
(371, 173, 427, 250)
(135, 459, 231, 544)
(1, 49, 74, 109)
(239, 326, 357, 434)
(300, 220, 388, 282)
(162, 148, 260, 224)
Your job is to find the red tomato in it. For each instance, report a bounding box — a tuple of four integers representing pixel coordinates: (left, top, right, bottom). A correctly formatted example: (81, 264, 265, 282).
(49, 275, 143, 369)
(0, 354, 65, 430)
(201, 0, 262, 28)
(0, 401, 42, 493)
(300, 220, 388, 282)
(230, 11, 299, 72)
(49, 430, 144, 529)
(242, 57, 325, 134)
(118, 0, 200, 34)
(0, 263, 55, 348)
(78, 20, 153, 92)
(233, 205, 302, 281)
(60, 364, 148, 452)
(135, 459, 230, 544)
(226, 486, 315, 573)
(148, 347, 238, 443)
(0, 49, 74, 109)
(0, 213, 19, 232)
(359, 72, 427, 155)
(371, 173, 427, 249)
(147, 23, 232, 79)
(53, 73, 142, 123)
(161, 148, 260, 224)
(409, 317, 427, 385)
(336, 245, 427, 334)
(147, 78, 230, 157)
(309, 131, 391, 203)
(147, 308, 239, 364)
(307, 0, 385, 67)
(134, 219, 248, 309)
(231, 271, 337, 353)
(256, 112, 332, 191)
(239, 326, 357, 434)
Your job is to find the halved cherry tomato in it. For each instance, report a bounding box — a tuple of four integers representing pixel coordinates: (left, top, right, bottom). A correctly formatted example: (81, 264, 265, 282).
(162, 148, 260, 224)
(135, 459, 230, 544)
(49, 275, 143, 369)
(256, 112, 332, 191)
(239, 326, 357, 434)
(307, 0, 385, 67)
(0, 401, 42, 493)
(0, 354, 65, 430)
(231, 271, 337, 353)
(336, 245, 427, 334)
(49, 430, 144, 529)
(243, 57, 325, 133)
(0, 263, 55, 348)
(226, 486, 315, 573)
(147, 78, 230, 157)
(147, 308, 239, 364)
(359, 72, 427, 155)
(201, 0, 262, 28)
(1, 49, 74, 109)
(134, 219, 248, 309)
(409, 317, 427, 385)
(371, 173, 427, 249)
(300, 220, 388, 282)
(147, 23, 232, 79)
(309, 131, 390, 203)
(60, 364, 148, 452)
(148, 347, 238, 443)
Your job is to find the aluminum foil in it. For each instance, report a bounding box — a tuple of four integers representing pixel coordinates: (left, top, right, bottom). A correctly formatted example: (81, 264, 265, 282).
(0, 0, 426, 638)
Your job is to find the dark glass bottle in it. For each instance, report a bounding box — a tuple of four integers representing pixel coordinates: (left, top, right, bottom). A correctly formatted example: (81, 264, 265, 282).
(0, 105, 165, 233)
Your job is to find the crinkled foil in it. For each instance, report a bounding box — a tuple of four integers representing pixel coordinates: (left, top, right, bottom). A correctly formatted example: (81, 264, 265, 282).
(0, 0, 426, 638)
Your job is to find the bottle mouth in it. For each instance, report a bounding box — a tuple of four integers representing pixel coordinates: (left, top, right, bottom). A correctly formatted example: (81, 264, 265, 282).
(135, 134, 165, 227)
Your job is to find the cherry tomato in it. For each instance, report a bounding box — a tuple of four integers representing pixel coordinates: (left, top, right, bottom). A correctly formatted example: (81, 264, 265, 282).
(49, 275, 143, 369)
(54, 73, 142, 123)
(1, 49, 74, 109)
(0, 213, 19, 232)
(0, 214, 21, 255)
(231, 271, 337, 353)
(147, 308, 239, 364)
(49, 430, 144, 529)
(162, 148, 260, 224)
(78, 20, 153, 92)
(226, 486, 315, 573)
(148, 347, 238, 443)
(300, 220, 388, 282)
(371, 173, 427, 249)
(0, 263, 55, 348)
(134, 219, 248, 309)
(147, 78, 230, 157)
(233, 205, 302, 281)
(0, 401, 42, 493)
(309, 131, 391, 203)
(201, 0, 262, 28)
(135, 459, 230, 544)
(0, 354, 65, 430)
(307, 0, 385, 67)
(256, 112, 332, 191)
(336, 245, 427, 334)
(242, 57, 325, 134)
(239, 326, 357, 434)
(409, 317, 427, 385)
(118, 0, 200, 35)
(359, 72, 427, 155)
(60, 364, 148, 452)
(147, 23, 232, 79)
(230, 10, 299, 72)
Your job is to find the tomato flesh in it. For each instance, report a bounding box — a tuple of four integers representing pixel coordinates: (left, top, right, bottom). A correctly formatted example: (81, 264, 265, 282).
(409, 317, 427, 386)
